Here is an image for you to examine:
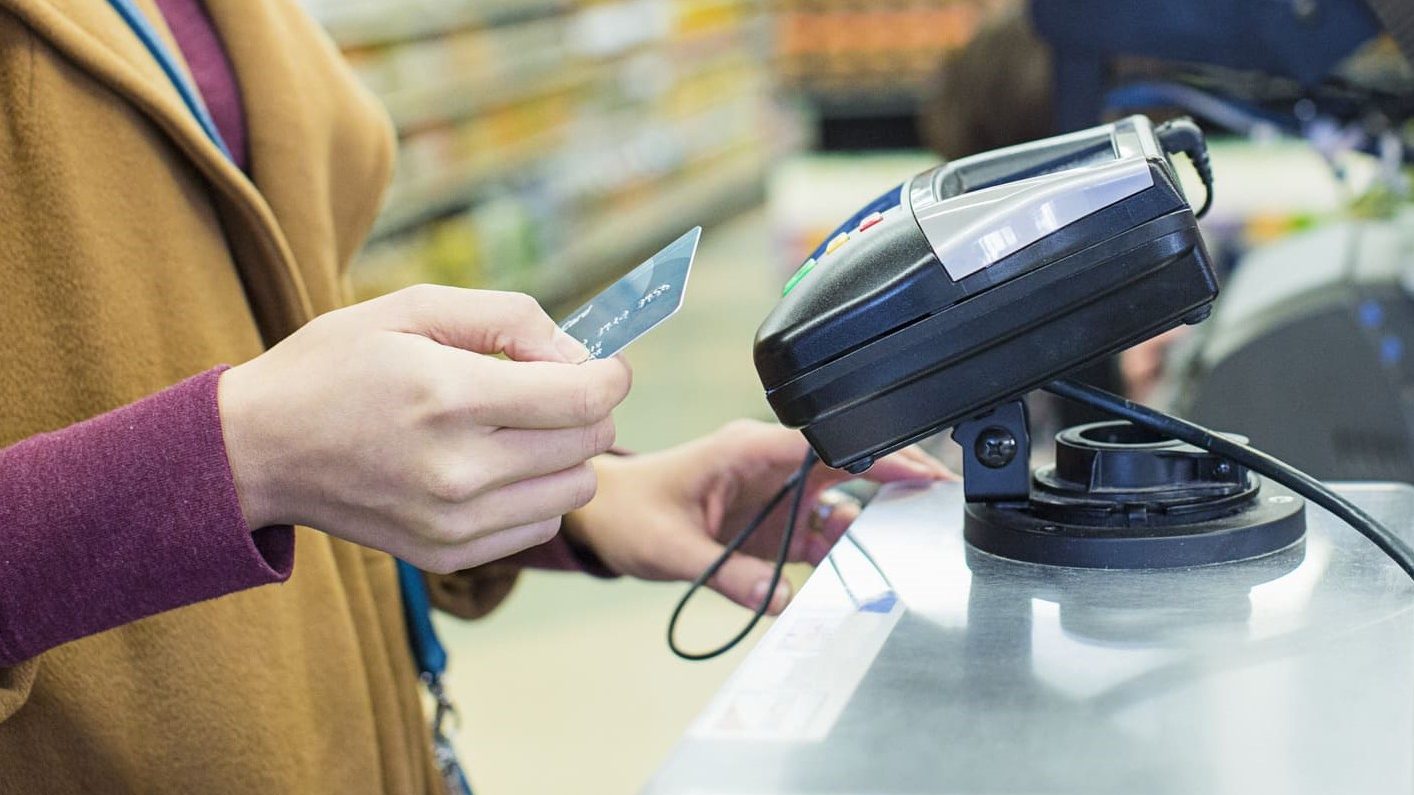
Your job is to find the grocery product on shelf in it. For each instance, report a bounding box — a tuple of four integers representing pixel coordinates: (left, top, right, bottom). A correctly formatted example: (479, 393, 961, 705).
(772, 0, 1005, 117)
(300, 0, 788, 308)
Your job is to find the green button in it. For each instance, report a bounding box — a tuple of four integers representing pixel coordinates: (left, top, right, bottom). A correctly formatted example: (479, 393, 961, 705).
(782, 258, 817, 296)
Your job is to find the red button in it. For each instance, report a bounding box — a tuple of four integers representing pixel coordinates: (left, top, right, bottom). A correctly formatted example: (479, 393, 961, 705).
(858, 212, 884, 232)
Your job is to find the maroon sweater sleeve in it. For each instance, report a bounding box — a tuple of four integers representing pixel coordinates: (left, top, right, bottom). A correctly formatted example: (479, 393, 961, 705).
(0, 367, 293, 666)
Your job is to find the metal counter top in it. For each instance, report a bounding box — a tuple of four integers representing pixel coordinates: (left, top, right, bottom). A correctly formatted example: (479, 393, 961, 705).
(645, 481, 1414, 795)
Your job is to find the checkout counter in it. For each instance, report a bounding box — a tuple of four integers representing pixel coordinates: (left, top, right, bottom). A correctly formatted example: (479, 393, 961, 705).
(644, 106, 1414, 794)
(645, 480, 1414, 794)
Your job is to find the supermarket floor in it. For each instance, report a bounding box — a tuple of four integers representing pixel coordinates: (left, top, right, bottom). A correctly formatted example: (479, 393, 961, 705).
(435, 206, 792, 795)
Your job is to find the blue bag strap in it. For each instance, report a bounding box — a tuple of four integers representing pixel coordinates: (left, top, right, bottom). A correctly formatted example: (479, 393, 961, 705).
(104, 0, 233, 161)
(396, 560, 449, 678)
(397, 561, 473, 794)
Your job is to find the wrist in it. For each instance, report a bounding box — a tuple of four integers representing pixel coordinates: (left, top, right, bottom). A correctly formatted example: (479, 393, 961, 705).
(560, 453, 631, 577)
(217, 364, 282, 530)
(560, 510, 619, 578)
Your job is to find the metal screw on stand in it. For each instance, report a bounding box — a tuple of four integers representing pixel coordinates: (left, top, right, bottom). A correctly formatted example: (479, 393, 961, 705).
(975, 427, 1019, 469)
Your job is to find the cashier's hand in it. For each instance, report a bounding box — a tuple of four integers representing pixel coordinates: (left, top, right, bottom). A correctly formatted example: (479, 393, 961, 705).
(218, 285, 632, 573)
(566, 420, 952, 613)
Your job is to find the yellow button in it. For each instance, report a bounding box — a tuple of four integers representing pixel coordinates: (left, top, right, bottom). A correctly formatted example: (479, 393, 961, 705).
(825, 232, 850, 255)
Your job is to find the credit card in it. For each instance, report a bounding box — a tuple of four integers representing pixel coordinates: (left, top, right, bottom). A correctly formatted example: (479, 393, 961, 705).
(558, 226, 701, 361)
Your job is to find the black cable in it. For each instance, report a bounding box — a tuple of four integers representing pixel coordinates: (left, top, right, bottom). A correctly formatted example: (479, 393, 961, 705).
(1155, 117, 1215, 219)
(1045, 378, 1414, 581)
(843, 530, 896, 593)
(668, 450, 819, 661)
(828, 530, 897, 608)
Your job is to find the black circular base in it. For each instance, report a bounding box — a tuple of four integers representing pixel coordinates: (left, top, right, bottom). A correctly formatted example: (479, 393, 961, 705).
(964, 479, 1307, 569)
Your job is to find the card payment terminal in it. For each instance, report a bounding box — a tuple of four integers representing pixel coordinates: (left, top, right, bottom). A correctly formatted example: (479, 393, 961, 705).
(755, 115, 1219, 473)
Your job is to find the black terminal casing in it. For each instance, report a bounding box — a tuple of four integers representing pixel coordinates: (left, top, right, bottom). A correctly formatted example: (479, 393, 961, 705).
(755, 116, 1219, 473)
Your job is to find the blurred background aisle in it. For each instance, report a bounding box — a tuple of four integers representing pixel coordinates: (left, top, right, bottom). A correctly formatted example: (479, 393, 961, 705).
(293, 0, 1411, 791)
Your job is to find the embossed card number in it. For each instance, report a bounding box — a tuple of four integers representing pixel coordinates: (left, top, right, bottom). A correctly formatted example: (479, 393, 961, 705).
(558, 227, 701, 361)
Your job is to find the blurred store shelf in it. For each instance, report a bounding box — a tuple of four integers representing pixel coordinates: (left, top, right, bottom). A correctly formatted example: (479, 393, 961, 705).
(772, 0, 1007, 128)
(301, 0, 572, 50)
(302, 0, 793, 308)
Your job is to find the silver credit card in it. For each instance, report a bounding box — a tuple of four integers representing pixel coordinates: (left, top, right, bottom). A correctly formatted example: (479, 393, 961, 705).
(559, 226, 701, 360)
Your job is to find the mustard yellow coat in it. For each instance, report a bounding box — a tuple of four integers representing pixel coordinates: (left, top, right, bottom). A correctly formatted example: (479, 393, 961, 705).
(0, 1, 515, 790)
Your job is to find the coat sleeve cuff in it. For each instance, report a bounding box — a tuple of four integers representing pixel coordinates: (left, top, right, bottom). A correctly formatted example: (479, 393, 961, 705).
(0, 367, 293, 666)
(505, 533, 617, 579)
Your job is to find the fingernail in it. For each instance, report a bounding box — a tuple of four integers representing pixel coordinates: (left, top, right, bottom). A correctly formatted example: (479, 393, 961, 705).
(916, 456, 951, 479)
(909, 459, 942, 479)
(750, 580, 771, 604)
(556, 331, 591, 362)
(752, 579, 792, 612)
(772, 582, 793, 612)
